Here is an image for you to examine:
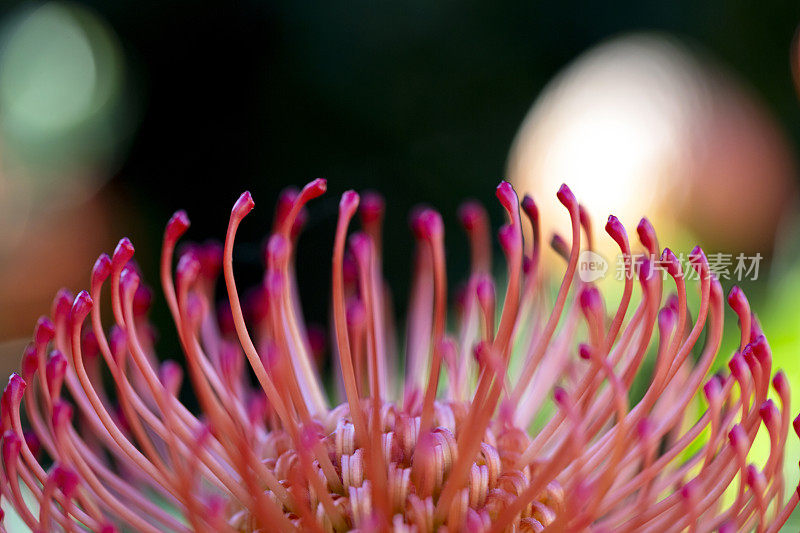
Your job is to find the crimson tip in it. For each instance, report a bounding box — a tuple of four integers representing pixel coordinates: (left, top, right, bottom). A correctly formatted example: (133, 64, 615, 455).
(70, 291, 93, 324)
(166, 210, 191, 241)
(521, 195, 538, 220)
(360, 191, 385, 223)
(91, 254, 113, 288)
(112, 238, 135, 268)
(232, 191, 255, 218)
(308, 177, 327, 192)
(340, 190, 360, 214)
(457, 201, 485, 230)
(605, 215, 628, 250)
(556, 183, 576, 208)
(495, 181, 517, 211)
(34, 316, 55, 346)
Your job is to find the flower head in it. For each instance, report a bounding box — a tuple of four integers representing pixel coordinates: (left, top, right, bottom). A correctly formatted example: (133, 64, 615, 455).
(1, 179, 798, 532)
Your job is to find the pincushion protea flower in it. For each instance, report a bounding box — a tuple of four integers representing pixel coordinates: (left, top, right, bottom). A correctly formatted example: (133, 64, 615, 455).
(0, 178, 798, 533)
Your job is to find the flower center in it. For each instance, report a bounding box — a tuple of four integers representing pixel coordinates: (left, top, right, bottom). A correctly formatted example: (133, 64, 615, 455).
(227, 400, 563, 531)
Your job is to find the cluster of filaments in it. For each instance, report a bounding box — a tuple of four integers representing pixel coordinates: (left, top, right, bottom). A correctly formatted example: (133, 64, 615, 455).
(0, 178, 797, 533)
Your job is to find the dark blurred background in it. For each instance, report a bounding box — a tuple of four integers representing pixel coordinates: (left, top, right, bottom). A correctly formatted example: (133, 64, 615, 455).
(1, 0, 800, 366)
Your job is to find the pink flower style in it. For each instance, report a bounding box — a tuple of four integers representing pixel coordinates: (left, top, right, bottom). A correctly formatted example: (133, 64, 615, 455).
(1, 179, 797, 532)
